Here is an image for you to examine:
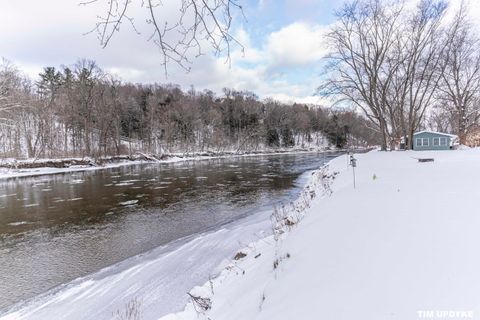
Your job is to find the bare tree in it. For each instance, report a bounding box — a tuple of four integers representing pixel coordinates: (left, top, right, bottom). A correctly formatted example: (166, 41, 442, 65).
(392, 0, 449, 149)
(0, 59, 25, 121)
(0, 57, 380, 159)
(0, 59, 34, 157)
(436, 3, 480, 144)
(83, 0, 244, 74)
(427, 104, 452, 133)
(319, 0, 451, 150)
(318, 0, 403, 150)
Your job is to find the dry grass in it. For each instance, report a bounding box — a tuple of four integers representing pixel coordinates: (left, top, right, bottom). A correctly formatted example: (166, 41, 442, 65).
(188, 293, 212, 312)
(113, 298, 142, 320)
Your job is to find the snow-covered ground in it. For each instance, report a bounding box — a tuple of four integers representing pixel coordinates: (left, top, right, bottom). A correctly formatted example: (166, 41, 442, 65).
(0, 159, 146, 180)
(163, 148, 480, 320)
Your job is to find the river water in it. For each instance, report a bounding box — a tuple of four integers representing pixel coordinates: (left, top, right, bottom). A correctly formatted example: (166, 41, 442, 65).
(0, 152, 339, 312)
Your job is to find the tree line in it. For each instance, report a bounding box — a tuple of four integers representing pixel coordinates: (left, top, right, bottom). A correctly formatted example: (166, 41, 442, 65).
(0, 59, 378, 159)
(320, 0, 480, 149)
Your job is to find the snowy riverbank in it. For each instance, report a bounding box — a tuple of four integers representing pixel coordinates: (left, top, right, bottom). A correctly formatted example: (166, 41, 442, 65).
(0, 148, 343, 180)
(0, 152, 330, 320)
(163, 148, 480, 320)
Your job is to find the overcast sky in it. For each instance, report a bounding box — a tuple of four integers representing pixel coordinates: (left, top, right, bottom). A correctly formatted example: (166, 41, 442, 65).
(0, 0, 478, 103)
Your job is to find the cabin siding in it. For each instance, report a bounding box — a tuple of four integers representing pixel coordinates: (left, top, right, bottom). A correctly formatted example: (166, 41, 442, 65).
(413, 132, 453, 151)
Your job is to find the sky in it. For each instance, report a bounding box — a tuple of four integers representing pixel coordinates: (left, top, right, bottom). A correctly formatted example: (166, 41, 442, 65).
(0, 0, 340, 104)
(1, 0, 479, 104)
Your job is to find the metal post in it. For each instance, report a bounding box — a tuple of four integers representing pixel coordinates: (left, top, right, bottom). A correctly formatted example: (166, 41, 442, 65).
(350, 154, 357, 189)
(352, 164, 356, 189)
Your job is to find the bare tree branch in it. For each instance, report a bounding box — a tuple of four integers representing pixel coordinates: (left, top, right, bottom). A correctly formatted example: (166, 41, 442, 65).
(83, 0, 244, 76)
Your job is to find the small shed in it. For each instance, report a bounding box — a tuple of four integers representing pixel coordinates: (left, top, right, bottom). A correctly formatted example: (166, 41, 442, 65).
(413, 131, 457, 151)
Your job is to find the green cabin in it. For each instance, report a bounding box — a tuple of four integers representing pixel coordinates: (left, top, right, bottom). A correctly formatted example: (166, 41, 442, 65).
(413, 131, 457, 151)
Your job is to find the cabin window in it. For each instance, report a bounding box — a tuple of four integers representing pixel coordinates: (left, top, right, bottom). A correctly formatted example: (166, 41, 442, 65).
(440, 137, 447, 146)
(416, 138, 422, 147)
(433, 137, 440, 146)
(422, 138, 429, 146)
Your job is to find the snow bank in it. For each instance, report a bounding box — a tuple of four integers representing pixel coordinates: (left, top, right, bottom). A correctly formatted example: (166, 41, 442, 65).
(164, 148, 480, 320)
(0, 159, 147, 180)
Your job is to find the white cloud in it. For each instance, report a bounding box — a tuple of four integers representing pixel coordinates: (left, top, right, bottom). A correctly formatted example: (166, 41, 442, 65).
(230, 28, 264, 63)
(266, 93, 325, 105)
(265, 22, 328, 68)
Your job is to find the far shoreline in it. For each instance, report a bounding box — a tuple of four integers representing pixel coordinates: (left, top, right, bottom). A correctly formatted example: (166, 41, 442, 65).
(0, 147, 362, 181)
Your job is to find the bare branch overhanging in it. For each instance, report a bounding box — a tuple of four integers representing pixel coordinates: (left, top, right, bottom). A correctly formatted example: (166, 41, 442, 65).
(81, 0, 245, 76)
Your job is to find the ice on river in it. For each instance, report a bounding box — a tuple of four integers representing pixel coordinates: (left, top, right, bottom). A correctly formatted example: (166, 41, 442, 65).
(69, 179, 85, 185)
(22, 204, 39, 208)
(0, 193, 16, 198)
(119, 200, 139, 206)
(7, 221, 29, 227)
(114, 182, 134, 186)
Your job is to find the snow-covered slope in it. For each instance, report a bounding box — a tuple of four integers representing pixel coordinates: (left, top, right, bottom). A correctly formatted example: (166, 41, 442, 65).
(165, 149, 480, 320)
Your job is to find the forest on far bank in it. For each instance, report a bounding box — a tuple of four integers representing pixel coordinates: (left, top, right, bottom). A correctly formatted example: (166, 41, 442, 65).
(0, 59, 379, 159)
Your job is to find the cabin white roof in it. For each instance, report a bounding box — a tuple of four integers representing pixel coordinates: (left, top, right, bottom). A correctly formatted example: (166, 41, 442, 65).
(413, 130, 458, 138)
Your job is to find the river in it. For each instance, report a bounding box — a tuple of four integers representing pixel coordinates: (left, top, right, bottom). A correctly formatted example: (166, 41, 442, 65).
(0, 152, 339, 316)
